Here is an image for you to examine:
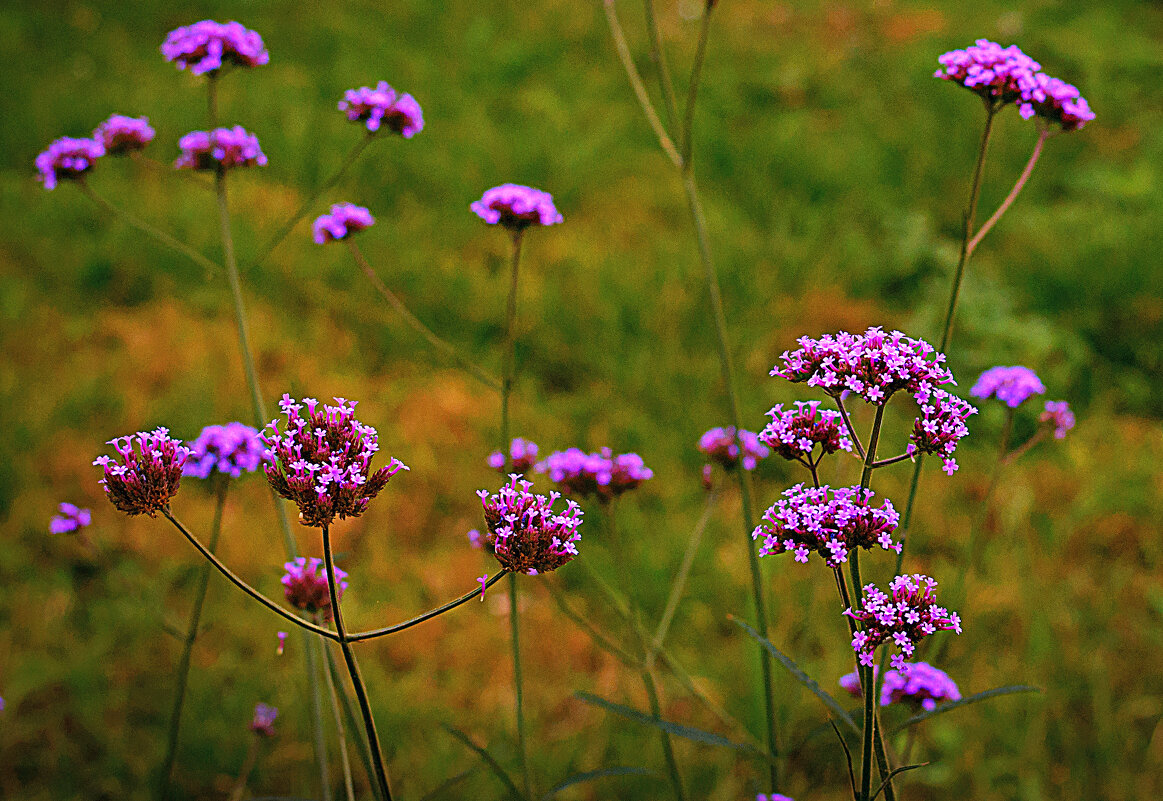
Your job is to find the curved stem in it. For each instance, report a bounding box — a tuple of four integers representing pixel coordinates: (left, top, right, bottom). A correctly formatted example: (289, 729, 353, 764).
(679, 4, 713, 164)
(834, 395, 867, 461)
(322, 524, 394, 801)
(346, 571, 510, 642)
(347, 241, 500, 390)
(967, 129, 1049, 258)
(501, 230, 525, 459)
(871, 452, 912, 469)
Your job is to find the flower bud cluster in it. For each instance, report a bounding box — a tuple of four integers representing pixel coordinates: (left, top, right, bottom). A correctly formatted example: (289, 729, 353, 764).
(758, 401, 852, 461)
(313, 203, 375, 244)
(477, 475, 583, 575)
(471, 184, 563, 229)
(488, 437, 540, 473)
(970, 365, 1045, 408)
(698, 427, 768, 471)
(281, 556, 347, 620)
(846, 574, 961, 669)
(93, 428, 190, 517)
(839, 662, 962, 711)
(1040, 400, 1075, 439)
(753, 484, 900, 567)
(908, 387, 977, 475)
(338, 81, 424, 137)
(175, 126, 267, 171)
(93, 115, 155, 155)
(36, 137, 105, 190)
(161, 20, 269, 75)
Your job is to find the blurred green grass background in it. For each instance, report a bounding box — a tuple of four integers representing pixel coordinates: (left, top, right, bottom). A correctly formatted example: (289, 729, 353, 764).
(1, 0, 1161, 799)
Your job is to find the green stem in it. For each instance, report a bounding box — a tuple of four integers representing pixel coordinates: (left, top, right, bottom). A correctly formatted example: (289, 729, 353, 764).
(967, 129, 1049, 258)
(317, 614, 357, 801)
(509, 572, 533, 801)
(323, 641, 385, 801)
(650, 490, 718, 660)
(643, 0, 681, 136)
(228, 736, 260, 801)
(347, 572, 509, 642)
(679, 4, 713, 164)
(304, 634, 334, 801)
(642, 665, 687, 801)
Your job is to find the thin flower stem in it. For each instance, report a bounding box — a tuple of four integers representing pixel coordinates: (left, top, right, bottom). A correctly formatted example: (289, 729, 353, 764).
(871, 650, 897, 801)
(967, 129, 1050, 258)
(545, 580, 640, 666)
(642, 664, 687, 801)
(650, 490, 719, 659)
(871, 453, 913, 469)
(834, 396, 867, 461)
(317, 614, 358, 801)
(322, 524, 394, 801)
(346, 572, 510, 641)
(643, 0, 681, 137)
(323, 642, 385, 801)
(346, 241, 501, 390)
(679, 4, 713, 164)
(1002, 427, 1048, 466)
(509, 573, 533, 801)
(157, 477, 230, 801)
(228, 736, 260, 801)
(129, 151, 213, 189)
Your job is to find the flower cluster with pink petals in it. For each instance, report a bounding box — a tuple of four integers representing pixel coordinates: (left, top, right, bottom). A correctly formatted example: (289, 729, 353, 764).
(161, 20, 269, 75)
(908, 387, 977, 474)
(471, 184, 563, 230)
(174, 126, 267, 171)
(184, 422, 271, 479)
(36, 137, 105, 190)
(281, 557, 348, 621)
(488, 437, 540, 473)
(970, 365, 1045, 408)
(477, 475, 584, 574)
(846, 574, 961, 669)
(50, 502, 92, 535)
(698, 427, 768, 471)
(313, 203, 375, 244)
(249, 703, 278, 737)
(839, 662, 961, 711)
(93, 428, 190, 517)
(93, 115, 155, 155)
(758, 401, 852, 462)
(753, 484, 901, 567)
(536, 447, 653, 502)
(1040, 400, 1075, 439)
(338, 81, 424, 137)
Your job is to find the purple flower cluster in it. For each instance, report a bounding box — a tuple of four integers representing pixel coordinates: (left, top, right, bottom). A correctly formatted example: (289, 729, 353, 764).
(1041, 400, 1075, 439)
(338, 81, 424, 137)
(1019, 72, 1096, 131)
(698, 427, 769, 471)
(839, 662, 962, 711)
(757, 401, 852, 462)
(313, 203, 375, 244)
(93, 428, 190, 517)
(753, 484, 901, 567)
(970, 365, 1045, 408)
(161, 20, 269, 75)
(477, 475, 584, 575)
(93, 115, 155, 155)
(471, 184, 563, 230)
(183, 422, 271, 479)
(757, 795, 795, 801)
(50, 502, 92, 535)
(249, 703, 278, 737)
(174, 127, 267, 171)
(908, 387, 977, 475)
(536, 447, 653, 502)
(282, 556, 347, 621)
(488, 437, 540, 473)
(846, 574, 961, 670)
(36, 137, 105, 190)
(261, 395, 408, 528)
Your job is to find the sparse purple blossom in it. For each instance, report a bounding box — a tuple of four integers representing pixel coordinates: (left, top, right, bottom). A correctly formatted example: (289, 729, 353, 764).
(840, 662, 961, 711)
(313, 203, 375, 244)
(536, 447, 653, 502)
(698, 427, 769, 471)
(161, 20, 269, 75)
(908, 387, 977, 475)
(338, 82, 424, 137)
(488, 437, 540, 473)
(260, 395, 408, 528)
(281, 557, 347, 620)
(93, 115, 155, 155)
(249, 703, 278, 737)
(477, 474, 584, 575)
(50, 502, 92, 535)
(183, 422, 271, 479)
(93, 428, 189, 517)
(471, 184, 563, 230)
(174, 126, 267, 171)
(970, 366, 1045, 408)
(758, 401, 852, 462)
(753, 484, 901, 567)
(1040, 400, 1075, 439)
(846, 575, 961, 670)
(36, 137, 104, 190)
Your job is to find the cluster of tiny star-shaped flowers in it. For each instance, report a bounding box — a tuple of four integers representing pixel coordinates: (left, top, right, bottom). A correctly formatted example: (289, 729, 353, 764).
(93, 428, 190, 517)
(839, 661, 962, 711)
(175, 126, 267, 171)
(161, 20, 269, 75)
(35, 137, 105, 190)
(698, 427, 769, 471)
(846, 574, 961, 670)
(1040, 400, 1075, 439)
(338, 81, 424, 138)
(313, 203, 375, 244)
(260, 395, 408, 528)
(477, 475, 584, 575)
(249, 703, 278, 737)
(281, 557, 347, 621)
(50, 502, 92, 535)
(536, 447, 653, 502)
(93, 115, 155, 155)
(758, 401, 853, 462)
(908, 387, 978, 475)
(488, 437, 540, 473)
(753, 484, 901, 567)
(183, 422, 271, 479)
(970, 365, 1045, 408)
(471, 184, 563, 230)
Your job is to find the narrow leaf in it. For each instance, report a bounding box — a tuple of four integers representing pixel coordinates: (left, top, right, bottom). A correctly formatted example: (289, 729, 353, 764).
(870, 763, 929, 800)
(828, 720, 858, 801)
(892, 685, 1042, 732)
(419, 768, 474, 801)
(540, 767, 657, 800)
(441, 724, 522, 800)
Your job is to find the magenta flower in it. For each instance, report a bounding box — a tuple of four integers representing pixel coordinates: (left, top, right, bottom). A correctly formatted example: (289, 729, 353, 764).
(261, 395, 408, 528)
(338, 81, 424, 137)
(934, 39, 1042, 108)
(698, 427, 769, 471)
(847, 574, 961, 670)
(161, 20, 269, 75)
(174, 126, 267, 171)
(50, 502, 92, 535)
(36, 137, 104, 190)
(249, 703, 278, 737)
(908, 387, 977, 475)
(1040, 400, 1075, 439)
(471, 184, 563, 230)
(757, 795, 795, 801)
(276, 631, 287, 655)
(839, 662, 961, 711)
(488, 437, 540, 473)
(753, 484, 901, 567)
(536, 447, 653, 502)
(970, 366, 1045, 408)
(93, 428, 189, 517)
(184, 422, 271, 479)
(93, 115, 155, 155)
(1018, 72, 1095, 131)
(313, 203, 375, 244)
(477, 475, 583, 575)
(282, 557, 347, 620)
(758, 401, 853, 462)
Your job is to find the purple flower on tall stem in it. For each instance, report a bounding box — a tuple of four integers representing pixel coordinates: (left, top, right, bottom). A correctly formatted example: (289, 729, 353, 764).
(1040, 400, 1075, 439)
(1018, 73, 1095, 130)
(758, 401, 852, 462)
(970, 366, 1045, 408)
(249, 703, 278, 737)
(753, 484, 901, 567)
(161, 20, 269, 75)
(338, 81, 424, 137)
(174, 127, 267, 171)
(839, 662, 961, 711)
(477, 475, 584, 575)
(934, 39, 1042, 108)
(488, 437, 540, 473)
(281, 557, 347, 621)
(908, 387, 977, 475)
(471, 184, 563, 230)
(50, 502, 92, 534)
(183, 422, 271, 479)
(93, 115, 155, 155)
(698, 427, 768, 471)
(261, 395, 408, 528)
(536, 447, 653, 502)
(35, 137, 104, 190)
(846, 574, 961, 670)
(93, 428, 189, 517)
(312, 203, 375, 244)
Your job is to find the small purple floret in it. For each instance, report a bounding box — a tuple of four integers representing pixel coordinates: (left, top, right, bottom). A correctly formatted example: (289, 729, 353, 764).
(1040, 400, 1075, 439)
(839, 662, 961, 711)
(477, 474, 584, 575)
(488, 437, 540, 473)
(846, 574, 961, 670)
(313, 203, 375, 244)
(36, 137, 104, 190)
(175, 126, 267, 171)
(698, 427, 768, 471)
(50, 502, 92, 535)
(282, 556, 347, 621)
(908, 387, 977, 475)
(93, 115, 155, 155)
(161, 20, 269, 75)
(338, 81, 424, 137)
(754, 484, 901, 567)
(183, 422, 271, 478)
(93, 428, 189, 517)
(536, 447, 653, 501)
(249, 702, 278, 737)
(471, 184, 563, 230)
(970, 366, 1045, 408)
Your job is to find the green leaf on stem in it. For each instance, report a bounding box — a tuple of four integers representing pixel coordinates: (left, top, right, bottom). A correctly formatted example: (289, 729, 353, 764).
(441, 724, 523, 800)
(870, 763, 929, 800)
(892, 685, 1042, 732)
(540, 767, 657, 800)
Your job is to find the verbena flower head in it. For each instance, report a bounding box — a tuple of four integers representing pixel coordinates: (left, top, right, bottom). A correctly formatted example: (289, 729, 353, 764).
(338, 81, 424, 137)
(93, 428, 189, 517)
(36, 137, 104, 190)
(773, 327, 953, 406)
(50, 502, 92, 535)
(471, 184, 563, 230)
(698, 427, 769, 471)
(757, 795, 795, 801)
(477, 474, 583, 575)
(536, 447, 653, 502)
(183, 422, 271, 479)
(908, 387, 977, 475)
(249, 703, 278, 737)
(312, 203, 375, 244)
(281, 557, 347, 620)
(839, 662, 961, 711)
(1041, 400, 1075, 439)
(161, 20, 269, 75)
(847, 575, 961, 669)
(934, 39, 1041, 108)
(174, 126, 267, 171)
(488, 437, 540, 473)
(753, 484, 901, 567)
(970, 365, 1045, 408)
(1018, 72, 1095, 130)
(758, 401, 852, 462)
(261, 395, 408, 527)
(93, 115, 155, 155)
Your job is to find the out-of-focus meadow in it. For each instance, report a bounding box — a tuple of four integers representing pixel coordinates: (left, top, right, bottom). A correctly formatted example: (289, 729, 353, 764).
(2, 0, 1161, 799)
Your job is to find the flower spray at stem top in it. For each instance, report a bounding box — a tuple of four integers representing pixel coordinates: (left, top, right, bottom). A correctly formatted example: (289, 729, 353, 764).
(488, 437, 540, 473)
(161, 20, 269, 75)
(338, 81, 424, 137)
(472, 184, 563, 230)
(846, 574, 961, 670)
(698, 426, 769, 472)
(839, 661, 961, 711)
(476, 474, 583, 575)
(282, 557, 347, 621)
(93, 428, 190, 517)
